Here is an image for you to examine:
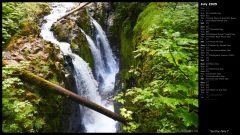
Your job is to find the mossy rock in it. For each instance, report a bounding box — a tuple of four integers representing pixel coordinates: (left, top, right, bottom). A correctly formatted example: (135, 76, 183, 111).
(133, 2, 198, 44)
(75, 9, 91, 35)
(71, 32, 94, 70)
(51, 8, 95, 70)
(37, 3, 52, 17)
(51, 19, 75, 42)
(92, 3, 107, 29)
(20, 21, 40, 36)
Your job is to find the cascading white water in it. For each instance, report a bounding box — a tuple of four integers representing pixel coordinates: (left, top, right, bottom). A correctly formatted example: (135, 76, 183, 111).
(91, 17, 118, 74)
(69, 53, 116, 133)
(40, 3, 117, 133)
(81, 17, 119, 94)
(80, 29, 106, 83)
(40, 2, 75, 54)
(78, 15, 119, 133)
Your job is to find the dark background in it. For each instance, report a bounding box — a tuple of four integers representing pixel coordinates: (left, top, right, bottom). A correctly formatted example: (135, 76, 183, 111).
(199, 0, 239, 134)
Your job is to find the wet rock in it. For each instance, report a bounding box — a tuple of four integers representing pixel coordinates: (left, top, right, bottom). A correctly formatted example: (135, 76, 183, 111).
(55, 62, 61, 70)
(51, 19, 75, 42)
(64, 55, 74, 69)
(12, 52, 20, 57)
(27, 54, 37, 61)
(2, 52, 13, 60)
(41, 53, 50, 60)
(42, 19, 47, 24)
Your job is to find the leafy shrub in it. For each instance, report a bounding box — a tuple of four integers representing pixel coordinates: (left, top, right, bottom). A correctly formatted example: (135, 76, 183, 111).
(114, 2, 198, 133)
(2, 61, 47, 133)
(2, 2, 51, 47)
(3, 60, 65, 133)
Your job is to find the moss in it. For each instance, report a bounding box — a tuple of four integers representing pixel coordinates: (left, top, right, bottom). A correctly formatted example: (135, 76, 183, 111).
(133, 2, 198, 44)
(133, 3, 162, 44)
(2, 3, 51, 49)
(75, 9, 91, 35)
(20, 21, 40, 36)
(92, 3, 107, 29)
(36, 3, 51, 17)
(51, 20, 74, 42)
(5, 36, 19, 51)
(120, 31, 134, 73)
(42, 65, 50, 73)
(71, 32, 94, 70)
(108, 3, 148, 82)
(49, 73, 60, 85)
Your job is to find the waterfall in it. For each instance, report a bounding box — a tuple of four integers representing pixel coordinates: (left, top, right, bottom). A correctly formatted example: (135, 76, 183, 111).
(69, 53, 116, 132)
(78, 16, 119, 133)
(91, 17, 119, 74)
(80, 29, 106, 84)
(40, 3, 117, 133)
(40, 2, 75, 54)
(81, 17, 119, 94)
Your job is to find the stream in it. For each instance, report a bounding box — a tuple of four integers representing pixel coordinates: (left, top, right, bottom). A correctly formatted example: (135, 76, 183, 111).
(40, 3, 118, 133)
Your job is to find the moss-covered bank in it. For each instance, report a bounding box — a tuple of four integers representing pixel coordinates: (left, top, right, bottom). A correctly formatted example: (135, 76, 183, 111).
(2, 3, 68, 133)
(113, 2, 198, 133)
(2, 2, 51, 48)
(108, 2, 149, 89)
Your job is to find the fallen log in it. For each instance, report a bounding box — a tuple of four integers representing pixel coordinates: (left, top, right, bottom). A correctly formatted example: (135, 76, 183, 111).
(21, 70, 128, 125)
(57, 2, 92, 22)
(2, 60, 128, 125)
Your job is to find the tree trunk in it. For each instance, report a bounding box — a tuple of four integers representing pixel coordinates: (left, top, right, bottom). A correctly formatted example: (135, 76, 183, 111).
(19, 70, 128, 125)
(57, 2, 92, 22)
(0, 58, 130, 125)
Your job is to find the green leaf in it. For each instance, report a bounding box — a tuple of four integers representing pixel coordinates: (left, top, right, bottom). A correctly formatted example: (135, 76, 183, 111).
(185, 98, 198, 107)
(175, 108, 198, 127)
(159, 96, 181, 109)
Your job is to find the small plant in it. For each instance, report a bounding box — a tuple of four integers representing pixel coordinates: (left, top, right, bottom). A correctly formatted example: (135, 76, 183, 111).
(2, 61, 46, 133)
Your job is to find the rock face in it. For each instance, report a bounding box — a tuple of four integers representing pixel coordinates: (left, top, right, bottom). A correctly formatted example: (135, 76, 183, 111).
(51, 19, 75, 42)
(3, 35, 65, 81)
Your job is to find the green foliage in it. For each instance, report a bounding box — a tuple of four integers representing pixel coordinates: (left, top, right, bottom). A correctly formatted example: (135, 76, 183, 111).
(3, 60, 64, 132)
(2, 61, 47, 133)
(133, 2, 198, 44)
(42, 65, 50, 73)
(118, 107, 139, 132)
(114, 2, 198, 133)
(2, 2, 51, 48)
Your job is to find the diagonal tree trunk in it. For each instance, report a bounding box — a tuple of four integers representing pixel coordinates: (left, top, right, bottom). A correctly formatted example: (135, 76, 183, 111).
(20, 70, 128, 125)
(2, 61, 128, 125)
(57, 2, 92, 22)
